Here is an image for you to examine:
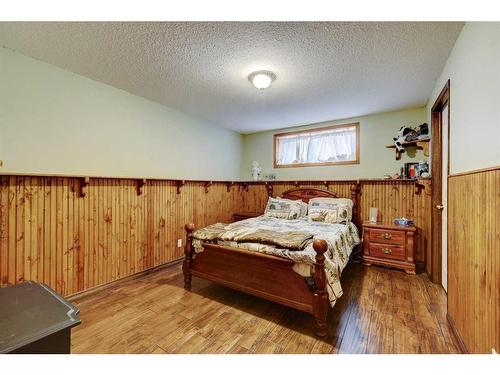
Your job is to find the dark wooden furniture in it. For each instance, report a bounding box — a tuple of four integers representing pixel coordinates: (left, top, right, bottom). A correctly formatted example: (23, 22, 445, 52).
(0, 281, 81, 354)
(362, 222, 416, 274)
(184, 185, 361, 336)
(232, 211, 262, 222)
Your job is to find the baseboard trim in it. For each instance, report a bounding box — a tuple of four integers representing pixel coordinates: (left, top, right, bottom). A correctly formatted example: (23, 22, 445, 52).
(67, 258, 183, 302)
(447, 313, 468, 353)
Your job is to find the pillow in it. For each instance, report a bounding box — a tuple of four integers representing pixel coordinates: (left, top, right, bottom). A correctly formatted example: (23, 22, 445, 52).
(276, 197, 308, 218)
(264, 197, 304, 220)
(308, 198, 353, 223)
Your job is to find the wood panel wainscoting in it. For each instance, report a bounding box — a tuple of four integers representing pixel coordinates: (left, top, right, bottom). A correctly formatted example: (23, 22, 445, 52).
(447, 166, 499, 354)
(0, 176, 242, 296)
(0, 175, 431, 298)
(239, 179, 432, 269)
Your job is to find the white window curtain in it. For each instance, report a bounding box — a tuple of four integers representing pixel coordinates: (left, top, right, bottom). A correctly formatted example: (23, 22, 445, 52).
(277, 126, 357, 166)
(277, 136, 299, 164)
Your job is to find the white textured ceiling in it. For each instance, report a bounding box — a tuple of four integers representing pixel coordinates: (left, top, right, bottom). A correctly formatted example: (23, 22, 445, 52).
(0, 22, 463, 133)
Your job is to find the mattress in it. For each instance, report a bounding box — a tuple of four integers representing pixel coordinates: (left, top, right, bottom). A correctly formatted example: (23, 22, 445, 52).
(192, 216, 361, 307)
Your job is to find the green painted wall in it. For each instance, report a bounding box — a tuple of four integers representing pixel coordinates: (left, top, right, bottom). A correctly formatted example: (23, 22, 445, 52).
(241, 107, 427, 180)
(427, 22, 500, 174)
(0, 47, 243, 180)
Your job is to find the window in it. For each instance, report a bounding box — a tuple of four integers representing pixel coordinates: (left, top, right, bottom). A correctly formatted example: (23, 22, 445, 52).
(274, 122, 360, 168)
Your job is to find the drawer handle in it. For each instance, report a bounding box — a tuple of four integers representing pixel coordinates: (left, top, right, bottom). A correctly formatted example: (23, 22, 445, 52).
(382, 248, 392, 254)
(381, 233, 392, 240)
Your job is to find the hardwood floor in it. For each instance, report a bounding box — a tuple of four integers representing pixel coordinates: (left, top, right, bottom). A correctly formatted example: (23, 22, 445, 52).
(69, 261, 461, 354)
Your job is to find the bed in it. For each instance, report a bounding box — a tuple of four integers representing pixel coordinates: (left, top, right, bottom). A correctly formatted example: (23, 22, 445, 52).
(183, 186, 361, 336)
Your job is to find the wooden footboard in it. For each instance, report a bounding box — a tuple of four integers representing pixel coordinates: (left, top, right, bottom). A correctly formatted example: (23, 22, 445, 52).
(183, 223, 329, 336)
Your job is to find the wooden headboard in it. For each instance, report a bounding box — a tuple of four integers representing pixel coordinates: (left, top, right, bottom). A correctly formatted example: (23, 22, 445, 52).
(280, 186, 360, 229)
(281, 188, 337, 203)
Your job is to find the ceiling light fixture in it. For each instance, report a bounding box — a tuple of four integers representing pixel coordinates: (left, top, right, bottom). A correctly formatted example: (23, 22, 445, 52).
(248, 70, 276, 90)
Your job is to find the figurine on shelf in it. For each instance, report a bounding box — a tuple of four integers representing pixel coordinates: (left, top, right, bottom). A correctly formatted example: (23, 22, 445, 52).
(417, 160, 429, 177)
(251, 161, 262, 181)
(393, 126, 414, 151)
(414, 123, 429, 141)
(393, 122, 430, 151)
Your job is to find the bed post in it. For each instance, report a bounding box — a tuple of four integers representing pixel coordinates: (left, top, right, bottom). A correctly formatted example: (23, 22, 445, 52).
(312, 239, 328, 337)
(183, 223, 195, 290)
(350, 181, 361, 229)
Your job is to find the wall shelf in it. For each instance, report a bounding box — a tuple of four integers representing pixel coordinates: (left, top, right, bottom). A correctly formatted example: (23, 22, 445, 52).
(386, 138, 430, 160)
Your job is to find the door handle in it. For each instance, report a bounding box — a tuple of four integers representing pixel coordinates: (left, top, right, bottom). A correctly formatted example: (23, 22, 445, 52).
(436, 204, 445, 210)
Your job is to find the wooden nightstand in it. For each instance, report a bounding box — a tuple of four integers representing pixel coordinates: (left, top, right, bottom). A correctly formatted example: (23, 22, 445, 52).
(232, 212, 262, 222)
(362, 222, 416, 274)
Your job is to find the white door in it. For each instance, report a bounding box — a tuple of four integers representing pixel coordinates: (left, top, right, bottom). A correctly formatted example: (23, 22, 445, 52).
(441, 104, 449, 292)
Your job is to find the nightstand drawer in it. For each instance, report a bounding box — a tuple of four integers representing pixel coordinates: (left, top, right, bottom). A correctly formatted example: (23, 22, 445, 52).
(369, 228, 405, 245)
(369, 243, 406, 261)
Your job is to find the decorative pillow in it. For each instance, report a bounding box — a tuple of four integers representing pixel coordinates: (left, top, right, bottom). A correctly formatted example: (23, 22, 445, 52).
(276, 197, 308, 218)
(264, 197, 303, 220)
(308, 198, 353, 223)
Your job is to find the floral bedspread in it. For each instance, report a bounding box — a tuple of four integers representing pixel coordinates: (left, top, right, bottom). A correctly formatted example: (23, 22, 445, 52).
(192, 216, 360, 307)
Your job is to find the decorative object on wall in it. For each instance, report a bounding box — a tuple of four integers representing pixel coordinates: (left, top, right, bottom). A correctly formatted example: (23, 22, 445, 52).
(136, 179, 146, 195)
(80, 177, 90, 197)
(226, 181, 234, 192)
(404, 162, 419, 180)
(416, 160, 429, 177)
(204, 181, 213, 193)
(251, 161, 262, 181)
(393, 123, 429, 151)
(176, 180, 185, 194)
(414, 181, 426, 195)
(393, 126, 414, 151)
(413, 123, 429, 141)
(388, 123, 431, 160)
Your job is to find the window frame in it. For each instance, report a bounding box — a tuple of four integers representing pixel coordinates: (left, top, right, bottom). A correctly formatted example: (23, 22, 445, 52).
(273, 122, 360, 168)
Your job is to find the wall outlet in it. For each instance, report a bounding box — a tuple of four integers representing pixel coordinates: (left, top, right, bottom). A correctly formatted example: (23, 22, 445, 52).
(177, 239, 182, 248)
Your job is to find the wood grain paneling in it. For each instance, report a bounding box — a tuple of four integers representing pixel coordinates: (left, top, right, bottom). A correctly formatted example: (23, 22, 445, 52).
(0, 176, 241, 296)
(239, 180, 430, 265)
(0, 175, 431, 297)
(448, 168, 499, 353)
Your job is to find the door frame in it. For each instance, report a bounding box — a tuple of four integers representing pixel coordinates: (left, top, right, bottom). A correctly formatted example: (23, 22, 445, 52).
(430, 79, 450, 284)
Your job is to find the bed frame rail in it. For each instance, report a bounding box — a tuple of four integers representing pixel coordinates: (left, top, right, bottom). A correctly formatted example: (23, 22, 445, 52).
(183, 224, 329, 336)
(182, 185, 360, 337)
